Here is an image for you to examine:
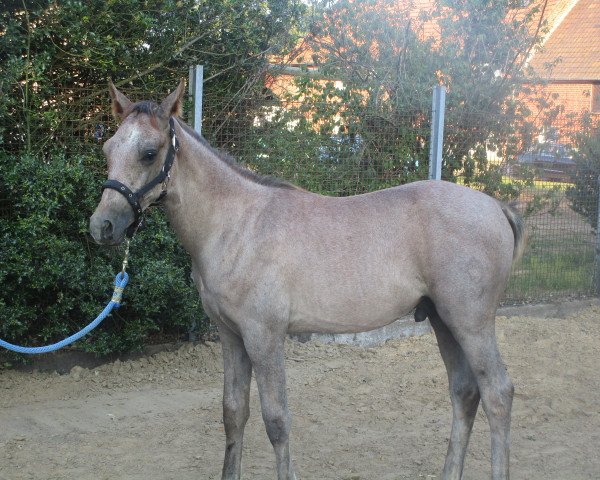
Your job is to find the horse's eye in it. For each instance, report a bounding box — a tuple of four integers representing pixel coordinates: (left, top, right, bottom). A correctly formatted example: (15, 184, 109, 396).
(143, 150, 157, 163)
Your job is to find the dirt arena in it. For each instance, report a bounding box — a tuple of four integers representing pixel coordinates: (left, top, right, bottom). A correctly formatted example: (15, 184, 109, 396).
(1, 304, 599, 480)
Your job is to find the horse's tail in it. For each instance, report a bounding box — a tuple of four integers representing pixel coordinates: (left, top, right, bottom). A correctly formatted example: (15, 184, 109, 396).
(500, 202, 527, 264)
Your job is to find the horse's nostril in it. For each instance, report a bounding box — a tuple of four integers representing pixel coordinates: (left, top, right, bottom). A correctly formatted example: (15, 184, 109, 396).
(101, 219, 114, 239)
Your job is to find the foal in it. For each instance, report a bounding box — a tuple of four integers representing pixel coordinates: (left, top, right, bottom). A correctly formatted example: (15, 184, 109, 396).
(91, 81, 525, 480)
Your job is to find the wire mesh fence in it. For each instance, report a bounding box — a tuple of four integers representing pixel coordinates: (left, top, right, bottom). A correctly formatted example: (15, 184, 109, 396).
(1, 75, 597, 304)
(507, 181, 596, 302)
(202, 101, 432, 196)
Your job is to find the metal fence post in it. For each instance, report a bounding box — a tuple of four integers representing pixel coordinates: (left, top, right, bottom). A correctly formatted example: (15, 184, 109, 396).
(188, 65, 204, 135)
(429, 85, 446, 180)
(186, 64, 202, 345)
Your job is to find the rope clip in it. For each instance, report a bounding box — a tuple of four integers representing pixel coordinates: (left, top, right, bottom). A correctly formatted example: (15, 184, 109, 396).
(121, 238, 131, 276)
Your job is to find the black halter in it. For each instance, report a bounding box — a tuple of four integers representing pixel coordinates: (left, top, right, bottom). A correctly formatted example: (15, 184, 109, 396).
(102, 117, 180, 238)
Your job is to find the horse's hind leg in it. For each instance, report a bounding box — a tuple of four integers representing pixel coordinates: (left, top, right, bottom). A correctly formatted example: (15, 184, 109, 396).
(442, 310, 513, 480)
(217, 321, 253, 480)
(429, 311, 480, 480)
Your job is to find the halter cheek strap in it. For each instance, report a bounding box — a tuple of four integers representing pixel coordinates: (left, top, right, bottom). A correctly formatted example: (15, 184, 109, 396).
(102, 117, 179, 238)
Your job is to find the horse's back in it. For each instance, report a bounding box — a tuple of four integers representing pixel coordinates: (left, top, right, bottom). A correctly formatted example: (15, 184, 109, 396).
(278, 180, 512, 259)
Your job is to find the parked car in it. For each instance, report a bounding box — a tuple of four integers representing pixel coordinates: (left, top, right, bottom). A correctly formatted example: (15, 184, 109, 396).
(517, 142, 576, 182)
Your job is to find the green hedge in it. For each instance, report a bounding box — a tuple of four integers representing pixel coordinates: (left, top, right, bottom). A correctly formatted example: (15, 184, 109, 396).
(0, 153, 205, 359)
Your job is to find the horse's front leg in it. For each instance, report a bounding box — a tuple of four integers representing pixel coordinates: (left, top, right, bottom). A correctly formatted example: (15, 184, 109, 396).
(243, 324, 297, 480)
(217, 321, 253, 480)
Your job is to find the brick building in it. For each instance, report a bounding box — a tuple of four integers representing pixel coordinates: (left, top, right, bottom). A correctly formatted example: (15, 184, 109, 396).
(527, 0, 600, 128)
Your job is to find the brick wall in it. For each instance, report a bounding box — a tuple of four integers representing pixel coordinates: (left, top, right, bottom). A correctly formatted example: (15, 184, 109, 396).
(546, 82, 594, 114)
(522, 81, 598, 144)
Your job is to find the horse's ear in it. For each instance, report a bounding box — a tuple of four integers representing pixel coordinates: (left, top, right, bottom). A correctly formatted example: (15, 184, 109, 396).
(108, 80, 133, 120)
(160, 79, 186, 118)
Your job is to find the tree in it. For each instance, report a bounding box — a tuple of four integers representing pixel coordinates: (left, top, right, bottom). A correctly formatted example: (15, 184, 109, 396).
(278, 0, 548, 197)
(0, 0, 306, 155)
(567, 116, 600, 229)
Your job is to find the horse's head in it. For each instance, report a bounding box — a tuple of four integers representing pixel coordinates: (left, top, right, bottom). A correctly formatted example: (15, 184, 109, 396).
(90, 80, 185, 245)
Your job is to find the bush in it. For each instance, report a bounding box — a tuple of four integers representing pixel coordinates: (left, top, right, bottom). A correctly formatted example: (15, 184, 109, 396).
(0, 153, 204, 360)
(567, 117, 600, 230)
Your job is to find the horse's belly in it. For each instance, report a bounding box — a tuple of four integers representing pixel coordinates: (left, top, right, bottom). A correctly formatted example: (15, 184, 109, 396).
(287, 294, 420, 335)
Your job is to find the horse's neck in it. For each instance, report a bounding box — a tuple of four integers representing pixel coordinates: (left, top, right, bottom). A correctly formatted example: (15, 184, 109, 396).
(162, 129, 260, 257)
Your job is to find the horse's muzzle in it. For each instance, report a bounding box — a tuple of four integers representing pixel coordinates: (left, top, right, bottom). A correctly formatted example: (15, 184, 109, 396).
(89, 212, 129, 245)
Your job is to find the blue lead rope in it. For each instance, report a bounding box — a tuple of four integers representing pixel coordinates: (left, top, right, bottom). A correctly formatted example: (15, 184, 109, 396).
(0, 272, 129, 355)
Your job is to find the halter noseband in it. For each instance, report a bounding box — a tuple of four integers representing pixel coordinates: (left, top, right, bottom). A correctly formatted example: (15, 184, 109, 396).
(102, 117, 180, 238)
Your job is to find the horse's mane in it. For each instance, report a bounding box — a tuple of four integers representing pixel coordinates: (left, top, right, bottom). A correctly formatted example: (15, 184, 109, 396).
(129, 101, 299, 191)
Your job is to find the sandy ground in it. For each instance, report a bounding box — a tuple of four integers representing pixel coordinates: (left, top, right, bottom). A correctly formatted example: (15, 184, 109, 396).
(1, 305, 599, 480)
